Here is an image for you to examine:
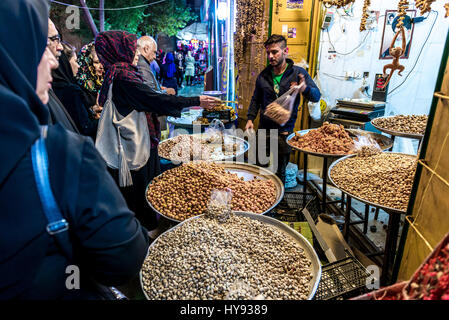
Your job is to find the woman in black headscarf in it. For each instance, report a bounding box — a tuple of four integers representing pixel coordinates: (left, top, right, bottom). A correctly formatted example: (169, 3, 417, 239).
(0, 0, 149, 299)
(51, 41, 98, 141)
(94, 30, 218, 235)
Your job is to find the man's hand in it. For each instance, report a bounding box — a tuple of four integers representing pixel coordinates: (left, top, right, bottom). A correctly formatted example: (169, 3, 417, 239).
(165, 88, 176, 95)
(199, 95, 220, 110)
(245, 120, 254, 132)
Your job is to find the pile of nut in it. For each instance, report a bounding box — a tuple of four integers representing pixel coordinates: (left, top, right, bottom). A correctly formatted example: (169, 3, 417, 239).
(147, 162, 277, 220)
(372, 115, 428, 135)
(141, 214, 313, 300)
(330, 153, 417, 211)
(289, 122, 355, 154)
(264, 102, 291, 125)
(158, 134, 241, 162)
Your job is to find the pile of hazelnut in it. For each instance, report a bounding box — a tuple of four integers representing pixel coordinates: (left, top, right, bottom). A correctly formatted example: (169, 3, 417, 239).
(147, 162, 277, 221)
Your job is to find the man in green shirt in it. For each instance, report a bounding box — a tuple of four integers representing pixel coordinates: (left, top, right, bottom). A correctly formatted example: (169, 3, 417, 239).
(245, 34, 321, 184)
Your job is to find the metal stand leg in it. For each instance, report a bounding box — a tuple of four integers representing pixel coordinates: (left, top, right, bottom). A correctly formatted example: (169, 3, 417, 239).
(389, 135, 396, 151)
(344, 196, 352, 240)
(341, 192, 345, 211)
(380, 212, 401, 286)
(374, 208, 380, 220)
(364, 204, 369, 234)
(322, 157, 328, 213)
(303, 153, 308, 207)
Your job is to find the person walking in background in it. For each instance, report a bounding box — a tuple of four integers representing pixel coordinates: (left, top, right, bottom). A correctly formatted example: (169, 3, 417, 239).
(174, 49, 185, 88)
(52, 42, 98, 140)
(160, 52, 178, 94)
(76, 41, 104, 120)
(184, 50, 195, 86)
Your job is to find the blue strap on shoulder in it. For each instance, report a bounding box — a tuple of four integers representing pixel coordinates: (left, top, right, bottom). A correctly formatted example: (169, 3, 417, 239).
(31, 126, 69, 235)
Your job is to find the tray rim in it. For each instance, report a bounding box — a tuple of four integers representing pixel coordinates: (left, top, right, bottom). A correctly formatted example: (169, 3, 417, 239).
(139, 211, 322, 300)
(370, 115, 426, 139)
(327, 151, 417, 214)
(145, 161, 285, 223)
(286, 128, 393, 158)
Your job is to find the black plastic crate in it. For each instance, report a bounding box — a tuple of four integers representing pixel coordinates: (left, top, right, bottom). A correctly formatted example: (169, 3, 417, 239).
(314, 256, 371, 300)
(269, 191, 321, 222)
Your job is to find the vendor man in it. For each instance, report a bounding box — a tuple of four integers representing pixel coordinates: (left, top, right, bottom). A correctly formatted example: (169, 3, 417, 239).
(245, 34, 321, 184)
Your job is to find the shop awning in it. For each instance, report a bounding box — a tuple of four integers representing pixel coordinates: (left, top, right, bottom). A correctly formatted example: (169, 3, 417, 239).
(176, 22, 208, 41)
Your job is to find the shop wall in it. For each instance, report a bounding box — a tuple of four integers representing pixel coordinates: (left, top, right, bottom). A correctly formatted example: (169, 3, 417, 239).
(396, 31, 449, 281)
(317, 1, 449, 152)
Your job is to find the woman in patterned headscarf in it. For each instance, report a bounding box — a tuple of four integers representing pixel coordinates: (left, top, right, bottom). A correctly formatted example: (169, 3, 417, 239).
(76, 42, 104, 119)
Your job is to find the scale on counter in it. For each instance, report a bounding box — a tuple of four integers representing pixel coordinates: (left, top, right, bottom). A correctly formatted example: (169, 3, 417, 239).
(329, 98, 385, 130)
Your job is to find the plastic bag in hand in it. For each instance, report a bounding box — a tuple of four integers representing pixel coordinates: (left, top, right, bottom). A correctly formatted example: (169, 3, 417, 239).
(264, 84, 304, 126)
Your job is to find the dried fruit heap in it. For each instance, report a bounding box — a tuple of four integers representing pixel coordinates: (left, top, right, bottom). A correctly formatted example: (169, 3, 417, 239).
(141, 214, 313, 300)
(405, 243, 449, 300)
(147, 162, 277, 221)
(289, 122, 354, 155)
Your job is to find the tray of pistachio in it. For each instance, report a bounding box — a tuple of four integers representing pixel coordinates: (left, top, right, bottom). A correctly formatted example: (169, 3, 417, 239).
(140, 211, 321, 300)
(328, 152, 417, 213)
(158, 133, 249, 163)
(371, 115, 427, 139)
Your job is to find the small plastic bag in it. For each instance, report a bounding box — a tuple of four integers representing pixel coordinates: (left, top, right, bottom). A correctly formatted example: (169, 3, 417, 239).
(205, 189, 233, 223)
(352, 130, 382, 156)
(264, 84, 303, 126)
(203, 119, 225, 144)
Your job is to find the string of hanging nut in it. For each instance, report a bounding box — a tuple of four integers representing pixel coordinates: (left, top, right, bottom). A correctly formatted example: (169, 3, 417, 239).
(321, 0, 356, 9)
(396, 0, 409, 29)
(360, 0, 371, 32)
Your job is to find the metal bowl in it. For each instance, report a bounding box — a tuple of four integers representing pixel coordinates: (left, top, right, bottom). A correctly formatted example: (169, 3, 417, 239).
(140, 211, 322, 300)
(286, 128, 394, 158)
(371, 116, 425, 140)
(328, 152, 417, 214)
(158, 133, 250, 163)
(145, 161, 285, 223)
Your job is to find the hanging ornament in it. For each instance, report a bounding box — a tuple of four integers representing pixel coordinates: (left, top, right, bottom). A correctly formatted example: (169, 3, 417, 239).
(360, 0, 371, 32)
(396, 0, 409, 29)
(381, 27, 406, 89)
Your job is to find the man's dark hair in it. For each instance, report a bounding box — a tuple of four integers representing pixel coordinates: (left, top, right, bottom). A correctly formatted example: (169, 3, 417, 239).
(264, 34, 287, 48)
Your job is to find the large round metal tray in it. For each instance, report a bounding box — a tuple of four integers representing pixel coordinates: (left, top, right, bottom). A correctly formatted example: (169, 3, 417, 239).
(328, 152, 417, 214)
(140, 211, 322, 300)
(158, 133, 249, 163)
(371, 116, 425, 140)
(145, 161, 285, 223)
(286, 128, 393, 158)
